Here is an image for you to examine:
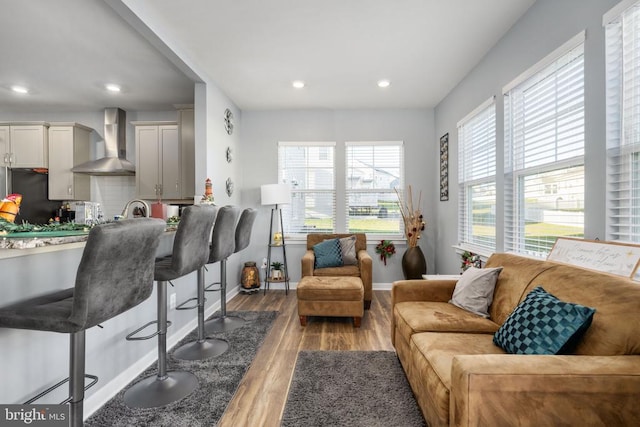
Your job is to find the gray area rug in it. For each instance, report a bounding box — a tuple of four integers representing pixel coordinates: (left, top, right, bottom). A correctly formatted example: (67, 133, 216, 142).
(281, 350, 426, 427)
(86, 310, 277, 427)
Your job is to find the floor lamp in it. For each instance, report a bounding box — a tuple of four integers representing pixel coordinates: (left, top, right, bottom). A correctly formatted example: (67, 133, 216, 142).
(261, 184, 291, 294)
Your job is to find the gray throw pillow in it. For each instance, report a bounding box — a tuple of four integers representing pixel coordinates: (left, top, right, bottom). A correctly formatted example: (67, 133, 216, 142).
(449, 266, 503, 318)
(339, 235, 358, 265)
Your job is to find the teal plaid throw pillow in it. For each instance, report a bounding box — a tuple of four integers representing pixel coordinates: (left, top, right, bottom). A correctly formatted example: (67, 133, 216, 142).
(493, 286, 596, 355)
(313, 238, 344, 269)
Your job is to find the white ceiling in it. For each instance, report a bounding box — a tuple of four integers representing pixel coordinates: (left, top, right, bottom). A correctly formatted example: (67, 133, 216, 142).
(0, 0, 536, 114)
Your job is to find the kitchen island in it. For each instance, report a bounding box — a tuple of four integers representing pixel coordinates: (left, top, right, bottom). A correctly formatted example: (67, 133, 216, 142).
(0, 226, 230, 420)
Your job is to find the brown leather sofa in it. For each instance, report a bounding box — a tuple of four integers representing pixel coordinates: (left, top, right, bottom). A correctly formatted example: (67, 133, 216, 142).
(391, 253, 640, 426)
(301, 233, 373, 309)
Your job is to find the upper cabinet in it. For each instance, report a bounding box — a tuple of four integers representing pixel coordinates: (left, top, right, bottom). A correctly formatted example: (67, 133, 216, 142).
(48, 123, 92, 200)
(133, 108, 195, 200)
(0, 123, 49, 168)
(134, 122, 180, 199)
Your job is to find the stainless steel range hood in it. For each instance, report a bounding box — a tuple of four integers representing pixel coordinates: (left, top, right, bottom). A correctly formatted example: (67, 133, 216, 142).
(71, 108, 135, 175)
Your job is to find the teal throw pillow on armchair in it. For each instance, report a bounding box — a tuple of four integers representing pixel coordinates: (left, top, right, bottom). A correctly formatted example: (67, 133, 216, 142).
(313, 238, 344, 269)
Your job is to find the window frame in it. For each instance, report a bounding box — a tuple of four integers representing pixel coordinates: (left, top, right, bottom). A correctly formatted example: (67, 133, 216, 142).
(604, 0, 640, 243)
(344, 141, 405, 239)
(503, 32, 586, 257)
(457, 96, 497, 252)
(277, 141, 336, 237)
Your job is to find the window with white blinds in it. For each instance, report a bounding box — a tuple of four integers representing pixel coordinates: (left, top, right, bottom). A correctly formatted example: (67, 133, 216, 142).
(605, 1, 640, 243)
(457, 98, 497, 251)
(504, 33, 585, 257)
(345, 141, 404, 236)
(278, 142, 336, 235)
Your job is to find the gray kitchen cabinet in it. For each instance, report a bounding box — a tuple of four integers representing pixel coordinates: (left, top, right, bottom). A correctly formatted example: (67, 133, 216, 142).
(134, 122, 180, 200)
(48, 123, 92, 200)
(0, 123, 49, 168)
(179, 109, 195, 199)
(0, 126, 9, 167)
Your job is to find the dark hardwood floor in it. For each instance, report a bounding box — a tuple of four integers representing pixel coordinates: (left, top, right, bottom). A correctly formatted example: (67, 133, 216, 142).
(218, 289, 394, 427)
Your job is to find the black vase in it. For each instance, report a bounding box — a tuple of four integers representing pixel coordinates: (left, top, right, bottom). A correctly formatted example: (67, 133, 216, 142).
(402, 246, 427, 279)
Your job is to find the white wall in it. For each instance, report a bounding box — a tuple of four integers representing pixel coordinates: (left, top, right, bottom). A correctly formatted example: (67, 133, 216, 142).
(433, 0, 618, 274)
(239, 108, 435, 285)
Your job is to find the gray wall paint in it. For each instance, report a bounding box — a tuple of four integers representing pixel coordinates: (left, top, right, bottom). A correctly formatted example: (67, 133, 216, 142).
(433, 0, 618, 274)
(239, 108, 435, 284)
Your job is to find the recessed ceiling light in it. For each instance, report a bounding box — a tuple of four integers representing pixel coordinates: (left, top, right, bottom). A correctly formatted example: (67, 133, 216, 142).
(377, 79, 391, 88)
(105, 84, 121, 92)
(292, 80, 305, 89)
(11, 85, 29, 94)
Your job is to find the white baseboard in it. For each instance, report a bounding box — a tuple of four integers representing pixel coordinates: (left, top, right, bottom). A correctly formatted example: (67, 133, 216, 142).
(84, 285, 240, 419)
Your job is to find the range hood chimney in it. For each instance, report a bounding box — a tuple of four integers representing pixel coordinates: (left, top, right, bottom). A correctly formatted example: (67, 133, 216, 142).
(71, 108, 135, 176)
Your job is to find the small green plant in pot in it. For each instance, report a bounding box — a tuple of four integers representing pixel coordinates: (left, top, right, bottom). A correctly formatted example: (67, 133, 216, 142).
(270, 261, 284, 280)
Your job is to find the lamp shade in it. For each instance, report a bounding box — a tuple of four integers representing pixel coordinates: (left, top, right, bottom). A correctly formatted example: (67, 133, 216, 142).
(261, 184, 291, 206)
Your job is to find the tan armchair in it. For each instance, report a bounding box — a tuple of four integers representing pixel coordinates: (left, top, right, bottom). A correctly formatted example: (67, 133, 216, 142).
(301, 233, 373, 309)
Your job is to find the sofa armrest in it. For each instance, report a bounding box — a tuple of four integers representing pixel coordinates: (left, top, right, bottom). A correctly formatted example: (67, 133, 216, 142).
(390, 279, 458, 345)
(357, 249, 373, 305)
(301, 249, 315, 277)
(451, 354, 640, 426)
(391, 279, 457, 305)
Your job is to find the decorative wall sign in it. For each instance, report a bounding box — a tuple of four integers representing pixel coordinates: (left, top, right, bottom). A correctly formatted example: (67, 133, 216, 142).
(439, 133, 449, 201)
(547, 237, 640, 280)
(225, 177, 234, 196)
(226, 146, 233, 163)
(224, 109, 234, 135)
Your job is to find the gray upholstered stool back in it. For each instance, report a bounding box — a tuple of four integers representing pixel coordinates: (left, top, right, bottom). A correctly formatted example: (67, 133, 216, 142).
(0, 218, 166, 334)
(234, 208, 258, 253)
(155, 205, 217, 281)
(208, 205, 240, 264)
(72, 219, 166, 330)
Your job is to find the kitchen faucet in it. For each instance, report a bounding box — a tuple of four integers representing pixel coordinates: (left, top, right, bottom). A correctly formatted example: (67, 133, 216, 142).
(121, 199, 150, 218)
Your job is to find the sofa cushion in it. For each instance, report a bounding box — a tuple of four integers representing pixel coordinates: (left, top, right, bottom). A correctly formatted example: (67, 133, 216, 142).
(484, 253, 555, 325)
(338, 235, 358, 265)
(394, 301, 500, 343)
(313, 238, 343, 269)
(410, 332, 504, 426)
(449, 266, 503, 318)
(297, 276, 364, 301)
(526, 263, 640, 356)
(493, 286, 596, 355)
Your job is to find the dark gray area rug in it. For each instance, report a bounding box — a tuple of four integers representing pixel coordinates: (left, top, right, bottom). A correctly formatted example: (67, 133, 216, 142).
(85, 310, 277, 427)
(281, 350, 426, 427)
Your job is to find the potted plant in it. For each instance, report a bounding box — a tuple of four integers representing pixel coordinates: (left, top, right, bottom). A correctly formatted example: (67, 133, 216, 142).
(270, 261, 284, 280)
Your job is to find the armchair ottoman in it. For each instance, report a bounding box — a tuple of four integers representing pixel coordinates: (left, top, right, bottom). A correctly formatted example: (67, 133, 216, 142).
(297, 276, 364, 327)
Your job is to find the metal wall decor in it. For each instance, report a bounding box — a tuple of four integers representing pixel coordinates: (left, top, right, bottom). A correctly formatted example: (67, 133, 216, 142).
(224, 109, 234, 135)
(226, 146, 233, 163)
(225, 177, 234, 196)
(439, 133, 449, 201)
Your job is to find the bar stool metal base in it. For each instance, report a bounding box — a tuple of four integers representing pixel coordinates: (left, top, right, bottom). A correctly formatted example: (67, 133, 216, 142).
(123, 371, 198, 408)
(173, 338, 229, 361)
(205, 315, 245, 333)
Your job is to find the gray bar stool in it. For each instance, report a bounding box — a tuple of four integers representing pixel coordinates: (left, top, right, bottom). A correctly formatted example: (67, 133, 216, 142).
(124, 205, 217, 408)
(172, 206, 230, 361)
(204, 205, 241, 333)
(0, 218, 166, 427)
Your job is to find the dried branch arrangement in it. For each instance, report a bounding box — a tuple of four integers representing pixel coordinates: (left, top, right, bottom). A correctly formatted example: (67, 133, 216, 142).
(395, 185, 426, 248)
